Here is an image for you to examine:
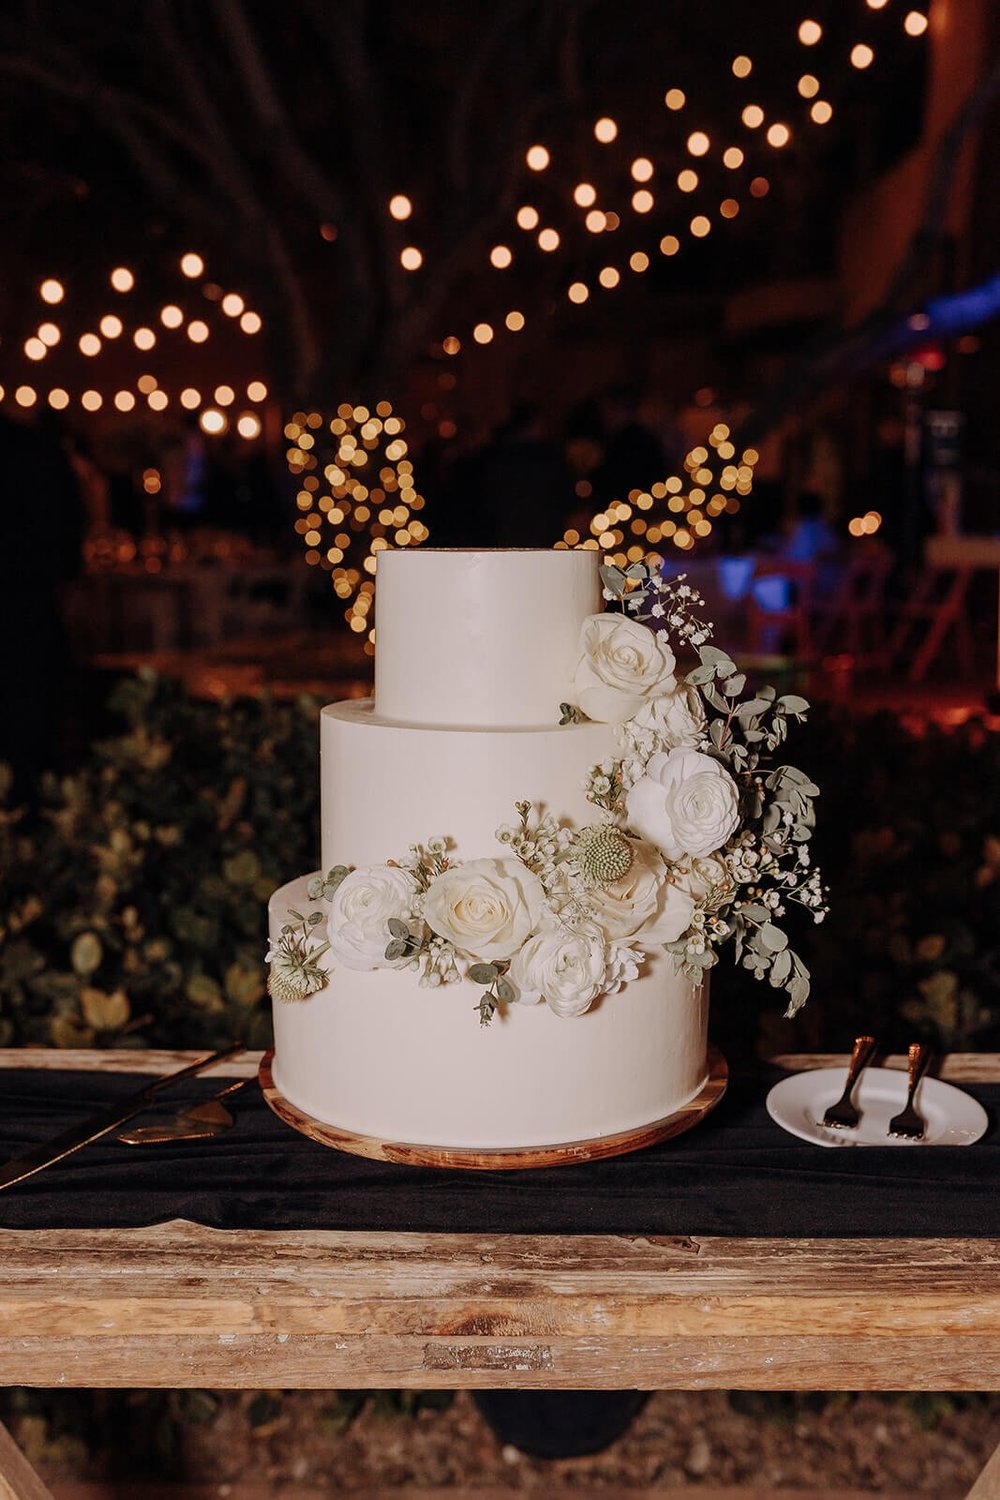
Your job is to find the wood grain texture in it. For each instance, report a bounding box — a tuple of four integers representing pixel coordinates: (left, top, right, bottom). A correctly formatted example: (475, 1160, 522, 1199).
(0, 1422, 55, 1500)
(1, 1223, 999, 1390)
(258, 1047, 728, 1169)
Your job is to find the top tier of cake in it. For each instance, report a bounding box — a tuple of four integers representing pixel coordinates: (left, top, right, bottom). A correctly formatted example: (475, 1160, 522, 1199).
(373, 548, 597, 729)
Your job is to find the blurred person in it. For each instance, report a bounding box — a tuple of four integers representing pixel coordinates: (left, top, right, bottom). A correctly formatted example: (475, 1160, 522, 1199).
(0, 411, 85, 797)
(594, 385, 665, 502)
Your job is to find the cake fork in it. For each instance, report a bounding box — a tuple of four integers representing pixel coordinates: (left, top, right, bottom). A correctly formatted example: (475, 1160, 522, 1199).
(887, 1042, 932, 1140)
(820, 1035, 878, 1130)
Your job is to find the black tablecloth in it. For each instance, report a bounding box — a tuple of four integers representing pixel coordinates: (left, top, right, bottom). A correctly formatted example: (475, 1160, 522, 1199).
(0, 1067, 995, 1236)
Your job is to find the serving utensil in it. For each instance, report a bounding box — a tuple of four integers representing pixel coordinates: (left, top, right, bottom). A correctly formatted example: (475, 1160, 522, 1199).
(820, 1035, 878, 1130)
(887, 1042, 932, 1140)
(117, 1078, 252, 1143)
(0, 1043, 244, 1192)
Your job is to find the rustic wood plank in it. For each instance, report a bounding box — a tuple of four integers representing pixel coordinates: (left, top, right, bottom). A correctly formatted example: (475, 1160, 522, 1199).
(39, 1486, 966, 1500)
(965, 1434, 1000, 1498)
(0, 1224, 998, 1389)
(0, 1422, 55, 1500)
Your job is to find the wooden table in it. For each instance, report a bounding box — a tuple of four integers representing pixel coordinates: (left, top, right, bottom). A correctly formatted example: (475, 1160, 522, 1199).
(0, 1048, 998, 1498)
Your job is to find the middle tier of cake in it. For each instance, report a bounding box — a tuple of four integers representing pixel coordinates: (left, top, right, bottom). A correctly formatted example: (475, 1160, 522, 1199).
(319, 700, 617, 870)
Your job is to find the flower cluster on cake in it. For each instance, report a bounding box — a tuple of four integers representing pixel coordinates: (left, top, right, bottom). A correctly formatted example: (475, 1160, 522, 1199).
(268, 563, 826, 1025)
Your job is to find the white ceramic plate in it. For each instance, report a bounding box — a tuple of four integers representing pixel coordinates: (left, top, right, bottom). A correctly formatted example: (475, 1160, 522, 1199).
(766, 1066, 989, 1148)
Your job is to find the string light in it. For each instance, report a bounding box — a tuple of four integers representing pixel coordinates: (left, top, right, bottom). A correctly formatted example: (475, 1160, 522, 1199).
(732, 55, 753, 78)
(81, 390, 102, 411)
(48, 388, 69, 409)
(221, 293, 244, 316)
(526, 144, 550, 171)
(79, 333, 101, 356)
(585, 209, 607, 232)
(664, 88, 686, 110)
(239, 311, 262, 334)
(568, 282, 589, 303)
(516, 205, 539, 230)
(851, 43, 875, 69)
(214, 384, 235, 406)
(659, 234, 680, 256)
(573, 182, 597, 207)
(38, 323, 61, 346)
(148, 390, 169, 411)
(720, 198, 740, 218)
(388, 194, 412, 220)
(631, 189, 654, 213)
(247, 380, 268, 401)
(798, 19, 822, 44)
(505, 310, 525, 331)
(723, 146, 744, 168)
(904, 10, 928, 35)
(134, 327, 156, 350)
(186, 320, 209, 343)
(767, 122, 791, 147)
(798, 74, 820, 98)
(40, 279, 64, 305)
(180, 252, 204, 278)
(237, 412, 262, 439)
(677, 169, 699, 192)
(400, 246, 423, 270)
(537, 227, 560, 251)
(114, 390, 136, 412)
(690, 215, 711, 237)
(811, 100, 833, 124)
(594, 117, 618, 143)
(629, 251, 650, 272)
(24, 338, 46, 361)
(160, 304, 183, 328)
(200, 408, 226, 434)
(473, 322, 494, 343)
(110, 267, 134, 293)
(598, 266, 620, 288)
(742, 104, 765, 128)
(630, 158, 654, 183)
(489, 244, 513, 268)
(99, 314, 123, 338)
(686, 130, 711, 156)
(750, 176, 770, 197)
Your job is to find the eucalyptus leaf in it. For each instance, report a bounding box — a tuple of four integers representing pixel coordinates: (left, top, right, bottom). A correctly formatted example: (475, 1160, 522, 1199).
(685, 664, 716, 686)
(308, 911, 324, 926)
(387, 917, 410, 939)
(759, 921, 789, 952)
(700, 645, 736, 675)
(777, 695, 810, 715)
(721, 673, 747, 696)
(495, 976, 516, 1003)
(468, 962, 499, 985)
(770, 947, 793, 987)
(384, 939, 408, 961)
(306, 877, 324, 901)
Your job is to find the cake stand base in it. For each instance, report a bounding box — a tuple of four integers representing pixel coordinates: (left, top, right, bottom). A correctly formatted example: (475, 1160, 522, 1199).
(258, 1045, 728, 1170)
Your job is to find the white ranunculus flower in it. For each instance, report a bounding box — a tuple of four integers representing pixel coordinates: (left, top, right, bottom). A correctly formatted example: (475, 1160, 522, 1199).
(671, 852, 733, 906)
(423, 857, 544, 963)
(630, 682, 707, 751)
(571, 612, 676, 724)
(326, 864, 418, 971)
(627, 748, 741, 861)
(587, 837, 695, 948)
(508, 921, 608, 1017)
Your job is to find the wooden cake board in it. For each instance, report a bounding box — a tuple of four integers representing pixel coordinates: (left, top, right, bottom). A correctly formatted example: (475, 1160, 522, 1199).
(258, 1044, 728, 1170)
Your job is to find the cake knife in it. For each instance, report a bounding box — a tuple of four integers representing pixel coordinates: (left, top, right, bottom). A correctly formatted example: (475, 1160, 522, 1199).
(0, 1042, 245, 1193)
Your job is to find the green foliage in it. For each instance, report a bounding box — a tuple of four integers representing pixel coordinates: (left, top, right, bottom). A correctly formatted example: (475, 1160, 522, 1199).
(0, 671, 319, 1050)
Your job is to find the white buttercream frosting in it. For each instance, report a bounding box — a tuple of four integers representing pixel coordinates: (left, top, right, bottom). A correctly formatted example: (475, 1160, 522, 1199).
(374, 548, 598, 728)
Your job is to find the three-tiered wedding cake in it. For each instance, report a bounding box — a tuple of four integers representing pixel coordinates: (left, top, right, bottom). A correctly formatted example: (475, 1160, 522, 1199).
(265, 549, 711, 1153)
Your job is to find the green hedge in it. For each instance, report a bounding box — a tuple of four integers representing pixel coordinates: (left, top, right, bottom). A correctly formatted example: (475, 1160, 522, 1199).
(1, 673, 998, 1056)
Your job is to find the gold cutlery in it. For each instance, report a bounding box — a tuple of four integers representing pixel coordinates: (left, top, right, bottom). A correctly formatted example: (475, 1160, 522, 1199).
(820, 1035, 878, 1130)
(117, 1078, 252, 1143)
(887, 1042, 932, 1140)
(0, 1043, 244, 1192)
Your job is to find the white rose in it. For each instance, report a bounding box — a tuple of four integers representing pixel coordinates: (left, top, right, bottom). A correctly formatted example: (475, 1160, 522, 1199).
(423, 857, 544, 963)
(571, 613, 676, 724)
(587, 838, 694, 948)
(326, 865, 418, 971)
(508, 921, 608, 1017)
(627, 748, 741, 861)
(631, 683, 707, 751)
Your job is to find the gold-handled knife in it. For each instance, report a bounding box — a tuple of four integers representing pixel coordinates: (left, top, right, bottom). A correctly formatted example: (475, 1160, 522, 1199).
(0, 1042, 245, 1193)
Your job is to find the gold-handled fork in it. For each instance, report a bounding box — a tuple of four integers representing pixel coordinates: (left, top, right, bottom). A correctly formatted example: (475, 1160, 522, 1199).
(887, 1042, 932, 1140)
(821, 1035, 878, 1130)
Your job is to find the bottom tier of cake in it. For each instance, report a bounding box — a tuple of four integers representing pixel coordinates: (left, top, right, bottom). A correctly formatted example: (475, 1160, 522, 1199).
(268, 874, 711, 1151)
